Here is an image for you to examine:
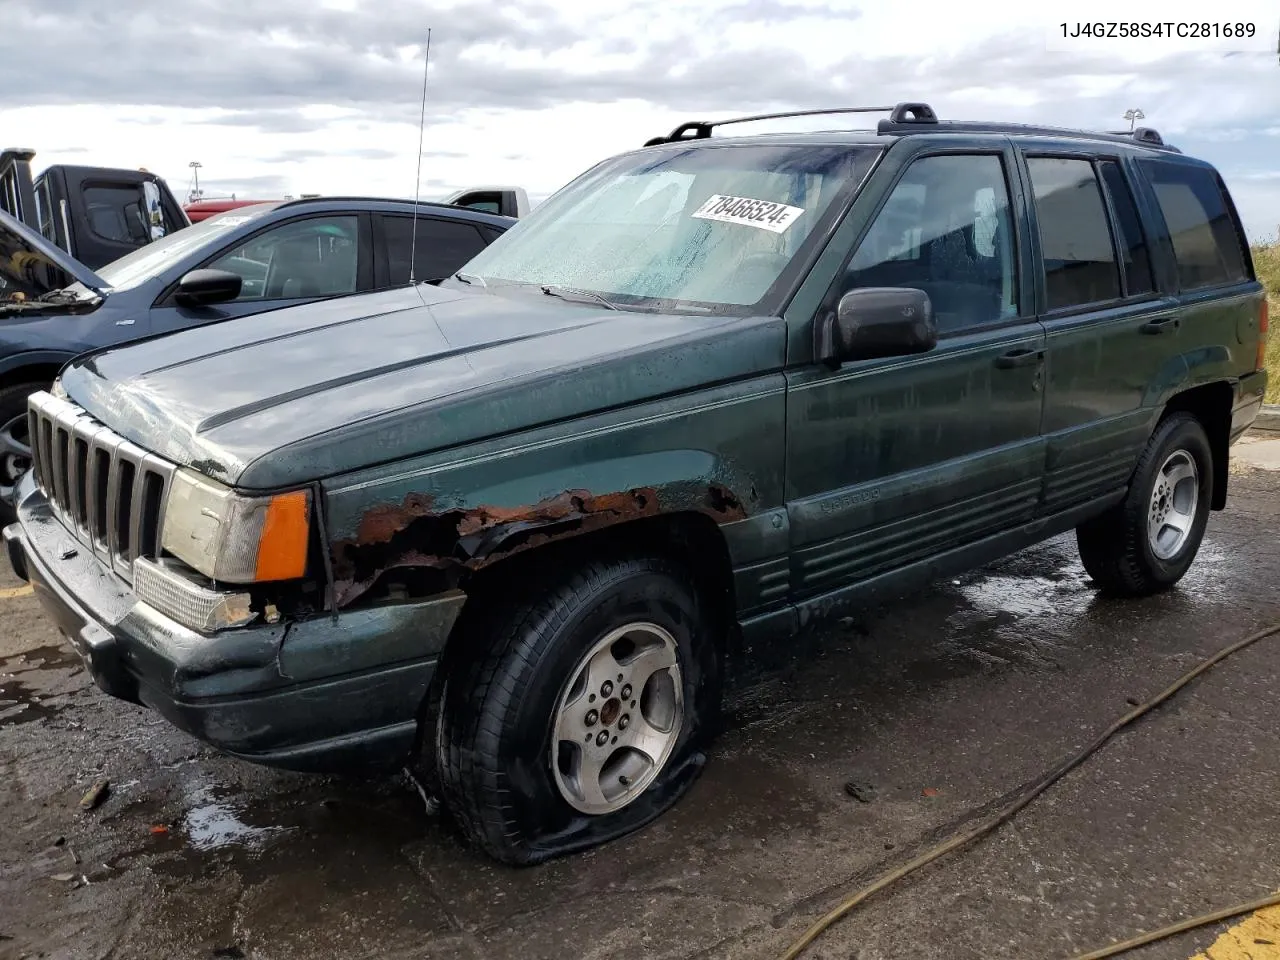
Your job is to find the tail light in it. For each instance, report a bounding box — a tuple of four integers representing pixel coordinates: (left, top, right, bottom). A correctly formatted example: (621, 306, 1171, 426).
(1259, 299, 1270, 372)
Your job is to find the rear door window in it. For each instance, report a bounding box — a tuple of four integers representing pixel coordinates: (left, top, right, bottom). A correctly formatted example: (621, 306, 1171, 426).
(1097, 161, 1154, 297)
(1140, 159, 1249, 290)
(1026, 157, 1121, 312)
(380, 215, 489, 284)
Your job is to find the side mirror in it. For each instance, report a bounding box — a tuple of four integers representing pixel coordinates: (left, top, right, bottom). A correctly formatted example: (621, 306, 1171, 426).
(174, 268, 242, 306)
(816, 287, 937, 367)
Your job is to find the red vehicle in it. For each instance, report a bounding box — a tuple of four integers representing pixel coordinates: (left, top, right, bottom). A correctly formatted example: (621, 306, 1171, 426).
(183, 198, 274, 223)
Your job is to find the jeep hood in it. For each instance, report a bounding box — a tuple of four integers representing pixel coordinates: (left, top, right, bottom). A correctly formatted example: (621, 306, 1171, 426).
(59, 284, 784, 489)
(0, 207, 107, 300)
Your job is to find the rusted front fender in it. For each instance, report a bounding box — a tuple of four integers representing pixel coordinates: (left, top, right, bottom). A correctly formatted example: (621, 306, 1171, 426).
(324, 452, 765, 608)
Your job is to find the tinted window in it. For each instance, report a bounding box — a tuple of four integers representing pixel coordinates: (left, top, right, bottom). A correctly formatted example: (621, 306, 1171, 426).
(844, 153, 1018, 333)
(1142, 160, 1248, 290)
(207, 215, 359, 301)
(382, 215, 489, 284)
(82, 184, 150, 245)
(1027, 158, 1120, 311)
(1098, 161, 1154, 297)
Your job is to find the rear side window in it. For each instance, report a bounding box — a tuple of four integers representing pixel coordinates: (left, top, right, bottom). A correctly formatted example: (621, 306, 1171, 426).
(1141, 160, 1248, 290)
(381, 215, 489, 284)
(1097, 162, 1154, 297)
(1026, 157, 1120, 311)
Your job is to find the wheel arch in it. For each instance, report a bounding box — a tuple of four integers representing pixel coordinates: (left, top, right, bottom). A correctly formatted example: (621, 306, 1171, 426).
(409, 510, 738, 788)
(1161, 380, 1233, 510)
(0, 354, 71, 394)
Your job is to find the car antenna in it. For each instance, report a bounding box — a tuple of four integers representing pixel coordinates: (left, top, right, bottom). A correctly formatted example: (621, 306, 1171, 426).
(409, 27, 432, 290)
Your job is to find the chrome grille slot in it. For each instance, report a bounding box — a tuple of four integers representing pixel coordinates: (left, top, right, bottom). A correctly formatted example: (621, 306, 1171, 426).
(25, 391, 177, 584)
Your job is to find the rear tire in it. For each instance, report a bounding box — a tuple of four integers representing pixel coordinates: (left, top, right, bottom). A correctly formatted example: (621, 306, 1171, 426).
(0, 382, 43, 526)
(1076, 412, 1213, 596)
(435, 553, 720, 866)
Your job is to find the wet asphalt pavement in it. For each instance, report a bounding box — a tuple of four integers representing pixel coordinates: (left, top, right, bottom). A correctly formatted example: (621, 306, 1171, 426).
(2, 445, 1279, 960)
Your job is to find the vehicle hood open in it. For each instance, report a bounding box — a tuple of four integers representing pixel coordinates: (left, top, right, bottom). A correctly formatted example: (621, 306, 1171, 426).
(0, 207, 107, 301)
(58, 283, 784, 489)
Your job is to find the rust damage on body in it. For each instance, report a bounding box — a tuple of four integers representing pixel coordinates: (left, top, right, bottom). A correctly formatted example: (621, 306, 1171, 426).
(331, 484, 747, 608)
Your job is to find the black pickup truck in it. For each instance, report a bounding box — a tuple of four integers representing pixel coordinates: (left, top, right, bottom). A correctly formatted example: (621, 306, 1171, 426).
(0, 148, 188, 270)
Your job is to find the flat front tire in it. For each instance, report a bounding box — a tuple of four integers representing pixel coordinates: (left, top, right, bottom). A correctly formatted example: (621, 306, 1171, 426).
(1076, 412, 1214, 596)
(435, 553, 719, 865)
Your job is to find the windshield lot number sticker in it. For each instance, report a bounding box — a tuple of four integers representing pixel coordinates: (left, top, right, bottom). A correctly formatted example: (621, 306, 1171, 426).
(692, 194, 804, 233)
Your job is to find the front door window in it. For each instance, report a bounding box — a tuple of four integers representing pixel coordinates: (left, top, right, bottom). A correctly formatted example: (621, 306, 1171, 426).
(205, 215, 359, 301)
(844, 153, 1019, 333)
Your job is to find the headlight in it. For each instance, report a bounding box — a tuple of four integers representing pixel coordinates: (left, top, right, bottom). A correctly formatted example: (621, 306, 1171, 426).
(160, 469, 311, 583)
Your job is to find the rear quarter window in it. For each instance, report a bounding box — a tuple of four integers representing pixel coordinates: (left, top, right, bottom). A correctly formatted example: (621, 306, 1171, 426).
(1139, 160, 1250, 291)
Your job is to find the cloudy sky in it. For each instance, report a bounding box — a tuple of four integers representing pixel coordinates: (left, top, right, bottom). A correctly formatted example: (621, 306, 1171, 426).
(3, 0, 1279, 239)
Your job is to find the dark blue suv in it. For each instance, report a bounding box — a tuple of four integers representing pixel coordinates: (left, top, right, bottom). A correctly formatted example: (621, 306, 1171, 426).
(0, 196, 514, 518)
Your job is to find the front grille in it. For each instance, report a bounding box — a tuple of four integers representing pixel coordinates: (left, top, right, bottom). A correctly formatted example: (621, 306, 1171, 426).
(27, 391, 176, 583)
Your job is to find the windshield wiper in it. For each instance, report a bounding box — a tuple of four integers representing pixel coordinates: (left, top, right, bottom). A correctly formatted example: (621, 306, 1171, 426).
(454, 272, 487, 287)
(540, 284, 618, 310)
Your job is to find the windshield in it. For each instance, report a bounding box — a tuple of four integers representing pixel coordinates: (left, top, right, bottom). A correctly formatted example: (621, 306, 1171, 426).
(96, 203, 281, 291)
(458, 142, 882, 313)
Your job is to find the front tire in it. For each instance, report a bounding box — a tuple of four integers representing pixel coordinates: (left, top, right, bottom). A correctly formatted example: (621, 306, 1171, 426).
(1076, 412, 1213, 596)
(435, 553, 719, 865)
(0, 382, 42, 526)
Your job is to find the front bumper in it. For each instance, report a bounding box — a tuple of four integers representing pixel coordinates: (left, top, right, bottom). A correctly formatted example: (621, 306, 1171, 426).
(5, 475, 466, 774)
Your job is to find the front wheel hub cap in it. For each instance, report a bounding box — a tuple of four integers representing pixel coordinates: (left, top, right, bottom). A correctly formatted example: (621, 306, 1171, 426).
(1147, 448, 1199, 560)
(550, 622, 684, 816)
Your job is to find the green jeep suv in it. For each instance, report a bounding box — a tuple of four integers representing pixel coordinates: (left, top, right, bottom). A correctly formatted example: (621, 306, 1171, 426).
(4, 103, 1269, 865)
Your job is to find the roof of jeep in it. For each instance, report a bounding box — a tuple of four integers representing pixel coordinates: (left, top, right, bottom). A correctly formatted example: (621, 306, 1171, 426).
(636, 102, 1196, 162)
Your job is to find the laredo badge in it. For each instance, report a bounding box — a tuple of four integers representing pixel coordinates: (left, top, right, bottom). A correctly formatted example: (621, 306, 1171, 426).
(691, 194, 805, 233)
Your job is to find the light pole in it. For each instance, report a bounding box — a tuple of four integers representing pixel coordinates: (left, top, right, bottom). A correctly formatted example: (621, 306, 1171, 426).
(188, 161, 202, 203)
(1124, 108, 1145, 131)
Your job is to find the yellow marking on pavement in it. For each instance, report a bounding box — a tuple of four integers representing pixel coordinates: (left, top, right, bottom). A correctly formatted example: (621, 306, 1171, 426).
(0, 584, 33, 599)
(1189, 900, 1280, 959)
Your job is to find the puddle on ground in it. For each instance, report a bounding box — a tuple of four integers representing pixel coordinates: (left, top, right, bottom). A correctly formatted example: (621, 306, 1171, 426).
(0, 644, 83, 727)
(133, 771, 438, 886)
(182, 787, 292, 852)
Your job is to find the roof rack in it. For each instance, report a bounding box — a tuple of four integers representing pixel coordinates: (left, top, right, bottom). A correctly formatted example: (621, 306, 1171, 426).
(1105, 127, 1166, 145)
(643, 102, 1179, 153)
(873, 117, 1179, 152)
(642, 102, 937, 146)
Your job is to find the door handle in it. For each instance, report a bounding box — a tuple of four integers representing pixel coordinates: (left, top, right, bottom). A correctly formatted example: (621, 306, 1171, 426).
(1140, 315, 1181, 335)
(994, 348, 1043, 369)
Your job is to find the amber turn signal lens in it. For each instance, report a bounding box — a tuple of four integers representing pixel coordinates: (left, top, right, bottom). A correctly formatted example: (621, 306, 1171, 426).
(255, 490, 311, 581)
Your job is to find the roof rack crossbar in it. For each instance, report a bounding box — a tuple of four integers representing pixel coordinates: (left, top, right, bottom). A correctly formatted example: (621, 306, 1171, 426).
(644, 101, 937, 146)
